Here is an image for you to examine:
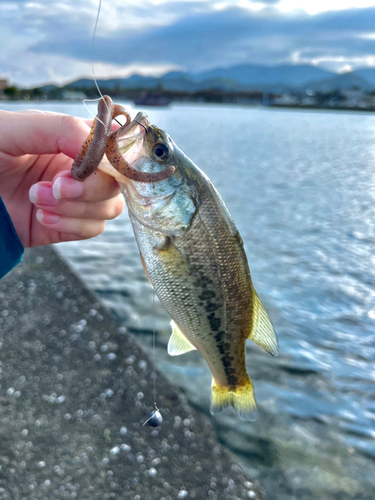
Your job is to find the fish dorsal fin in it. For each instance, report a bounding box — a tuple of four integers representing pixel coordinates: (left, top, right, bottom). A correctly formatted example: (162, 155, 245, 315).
(168, 320, 196, 356)
(248, 289, 279, 357)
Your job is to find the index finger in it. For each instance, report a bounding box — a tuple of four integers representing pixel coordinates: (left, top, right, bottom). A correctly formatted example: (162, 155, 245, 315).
(0, 110, 91, 159)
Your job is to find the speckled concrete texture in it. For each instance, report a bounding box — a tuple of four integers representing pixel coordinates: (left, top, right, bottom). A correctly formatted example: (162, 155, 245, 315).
(0, 247, 264, 500)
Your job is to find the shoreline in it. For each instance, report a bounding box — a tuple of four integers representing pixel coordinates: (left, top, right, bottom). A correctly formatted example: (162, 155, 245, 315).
(0, 246, 263, 500)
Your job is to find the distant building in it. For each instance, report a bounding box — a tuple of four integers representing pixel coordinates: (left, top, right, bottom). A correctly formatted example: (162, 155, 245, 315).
(341, 89, 364, 108)
(301, 92, 318, 106)
(61, 90, 87, 100)
(0, 77, 10, 99)
(273, 94, 299, 106)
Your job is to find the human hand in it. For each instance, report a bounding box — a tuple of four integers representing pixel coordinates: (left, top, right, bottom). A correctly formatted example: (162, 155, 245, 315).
(0, 109, 124, 248)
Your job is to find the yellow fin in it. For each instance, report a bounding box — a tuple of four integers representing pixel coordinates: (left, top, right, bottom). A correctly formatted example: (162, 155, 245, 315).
(167, 320, 196, 356)
(210, 375, 257, 421)
(249, 288, 279, 357)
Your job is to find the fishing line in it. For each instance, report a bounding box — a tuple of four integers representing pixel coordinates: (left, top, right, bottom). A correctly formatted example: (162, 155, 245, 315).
(90, 0, 106, 107)
(82, 97, 105, 126)
(143, 289, 162, 426)
(84, 0, 122, 127)
(152, 289, 157, 406)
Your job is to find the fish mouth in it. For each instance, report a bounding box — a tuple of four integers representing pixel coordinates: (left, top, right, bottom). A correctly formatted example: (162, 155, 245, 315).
(118, 112, 148, 140)
(116, 112, 176, 185)
(132, 112, 151, 133)
(114, 113, 150, 167)
(116, 112, 151, 146)
(97, 114, 147, 183)
(99, 111, 176, 188)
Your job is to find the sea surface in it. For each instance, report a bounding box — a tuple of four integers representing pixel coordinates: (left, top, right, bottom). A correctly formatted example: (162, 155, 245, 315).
(2, 100, 375, 500)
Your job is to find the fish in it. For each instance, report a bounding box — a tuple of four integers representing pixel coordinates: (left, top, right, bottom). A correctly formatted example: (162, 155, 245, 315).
(95, 110, 279, 420)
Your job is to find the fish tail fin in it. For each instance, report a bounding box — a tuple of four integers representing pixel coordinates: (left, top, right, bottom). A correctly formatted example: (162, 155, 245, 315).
(210, 375, 257, 421)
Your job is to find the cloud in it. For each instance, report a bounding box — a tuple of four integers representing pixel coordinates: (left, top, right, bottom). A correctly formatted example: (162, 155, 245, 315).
(1, 1, 375, 86)
(29, 5, 375, 68)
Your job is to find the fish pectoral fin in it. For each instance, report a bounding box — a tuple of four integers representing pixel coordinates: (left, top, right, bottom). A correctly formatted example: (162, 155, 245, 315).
(248, 288, 279, 357)
(140, 252, 153, 288)
(210, 376, 257, 421)
(167, 320, 196, 356)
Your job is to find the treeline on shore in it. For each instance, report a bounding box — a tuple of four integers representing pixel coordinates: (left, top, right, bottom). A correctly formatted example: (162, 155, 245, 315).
(1, 83, 268, 104)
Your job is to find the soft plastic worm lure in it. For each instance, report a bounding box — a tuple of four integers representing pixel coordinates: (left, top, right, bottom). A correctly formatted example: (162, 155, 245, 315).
(71, 95, 175, 182)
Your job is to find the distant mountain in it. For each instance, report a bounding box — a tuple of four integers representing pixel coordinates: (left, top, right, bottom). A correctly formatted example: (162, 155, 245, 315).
(352, 68, 375, 85)
(162, 76, 243, 92)
(66, 78, 111, 89)
(39, 84, 60, 92)
(67, 75, 244, 92)
(303, 72, 373, 92)
(191, 64, 335, 87)
(66, 77, 160, 90)
(60, 64, 375, 94)
(161, 71, 188, 81)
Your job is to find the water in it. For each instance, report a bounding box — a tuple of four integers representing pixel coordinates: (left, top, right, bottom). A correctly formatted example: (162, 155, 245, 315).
(2, 100, 375, 499)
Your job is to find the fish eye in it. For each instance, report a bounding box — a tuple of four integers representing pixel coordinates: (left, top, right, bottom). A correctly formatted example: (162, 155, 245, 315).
(152, 143, 169, 161)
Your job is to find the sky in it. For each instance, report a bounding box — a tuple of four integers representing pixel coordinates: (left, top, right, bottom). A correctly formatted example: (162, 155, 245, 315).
(1, 0, 375, 87)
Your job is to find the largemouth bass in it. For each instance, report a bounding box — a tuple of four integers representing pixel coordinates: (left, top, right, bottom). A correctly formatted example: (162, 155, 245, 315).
(99, 112, 279, 420)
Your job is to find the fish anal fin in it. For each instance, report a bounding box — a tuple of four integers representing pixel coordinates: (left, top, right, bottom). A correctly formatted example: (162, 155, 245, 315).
(167, 320, 196, 356)
(210, 376, 257, 421)
(248, 288, 279, 357)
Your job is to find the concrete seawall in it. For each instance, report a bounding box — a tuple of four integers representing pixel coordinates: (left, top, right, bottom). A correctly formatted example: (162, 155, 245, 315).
(0, 246, 264, 500)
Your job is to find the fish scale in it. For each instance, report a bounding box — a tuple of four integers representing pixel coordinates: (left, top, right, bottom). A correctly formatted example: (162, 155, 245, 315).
(170, 188, 252, 389)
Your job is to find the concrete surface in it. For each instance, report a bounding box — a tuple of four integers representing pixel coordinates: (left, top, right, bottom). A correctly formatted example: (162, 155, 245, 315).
(0, 246, 264, 500)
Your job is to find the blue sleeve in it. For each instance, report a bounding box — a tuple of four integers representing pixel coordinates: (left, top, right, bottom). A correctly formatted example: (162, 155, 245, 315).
(0, 197, 24, 279)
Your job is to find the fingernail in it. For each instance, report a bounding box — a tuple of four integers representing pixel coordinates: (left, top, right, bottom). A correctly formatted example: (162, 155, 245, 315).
(29, 184, 39, 204)
(29, 183, 59, 206)
(36, 209, 60, 225)
(53, 177, 84, 200)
